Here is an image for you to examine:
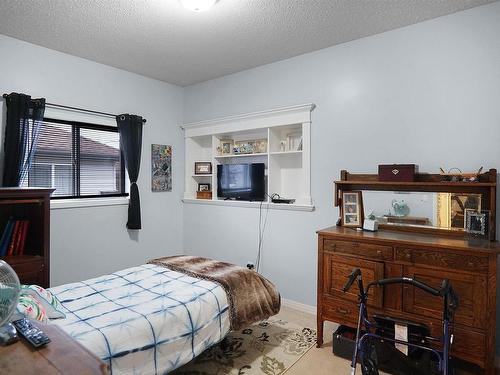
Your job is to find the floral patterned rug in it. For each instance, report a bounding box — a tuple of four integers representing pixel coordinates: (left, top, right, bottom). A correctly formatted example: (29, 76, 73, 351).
(172, 318, 317, 375)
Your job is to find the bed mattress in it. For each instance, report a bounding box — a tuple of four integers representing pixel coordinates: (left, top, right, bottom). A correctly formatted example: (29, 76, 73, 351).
(49, 264, 230, 374)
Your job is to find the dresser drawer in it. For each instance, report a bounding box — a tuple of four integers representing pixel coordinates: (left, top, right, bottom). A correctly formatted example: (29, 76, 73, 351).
(403, 265, 487, 329)
(323, 253, 385, 308)
(323, 238, 393, 261)
(395, 247, 488, 272)
(321, 297, 359, 326)
(3, 256, 45, 286)
(452, 326, 486, 366)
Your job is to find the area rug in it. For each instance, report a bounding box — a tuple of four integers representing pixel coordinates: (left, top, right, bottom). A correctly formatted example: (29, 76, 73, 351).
(172, 318, 317, 375)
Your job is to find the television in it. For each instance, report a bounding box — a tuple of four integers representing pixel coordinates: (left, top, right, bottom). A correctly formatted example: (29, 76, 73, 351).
(217, 163, 265, 201)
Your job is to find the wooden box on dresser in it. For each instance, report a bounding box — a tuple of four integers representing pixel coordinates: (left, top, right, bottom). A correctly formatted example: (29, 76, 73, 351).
(0, 188, 54, 288)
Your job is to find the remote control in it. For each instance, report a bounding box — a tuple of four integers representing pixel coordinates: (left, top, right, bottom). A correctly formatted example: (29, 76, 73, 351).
(12, 318, 51, 348)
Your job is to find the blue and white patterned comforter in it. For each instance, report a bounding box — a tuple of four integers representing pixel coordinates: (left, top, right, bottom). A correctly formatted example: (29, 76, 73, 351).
(49, 264, 230, 374)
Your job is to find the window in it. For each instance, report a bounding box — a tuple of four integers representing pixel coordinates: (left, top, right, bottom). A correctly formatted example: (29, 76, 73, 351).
(24, 118, 126, 199)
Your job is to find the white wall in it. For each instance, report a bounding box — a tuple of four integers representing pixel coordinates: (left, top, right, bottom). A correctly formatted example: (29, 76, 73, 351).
(183, 1, 500, 350)
(0, 34, 185, 286)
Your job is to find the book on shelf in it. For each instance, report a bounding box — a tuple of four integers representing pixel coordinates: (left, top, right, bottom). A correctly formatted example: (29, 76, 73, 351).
(7, 220, 21, 256)
(18, 221, 29, 256)
(0, 218, 15, 257)
(0, 219, 30, 257)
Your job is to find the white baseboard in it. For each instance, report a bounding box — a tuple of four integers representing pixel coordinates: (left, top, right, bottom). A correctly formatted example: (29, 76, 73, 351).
(281, 298, 316, 316)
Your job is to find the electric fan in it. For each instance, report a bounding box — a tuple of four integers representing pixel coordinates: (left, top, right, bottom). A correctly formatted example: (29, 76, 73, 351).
(0, 260, 21, 345)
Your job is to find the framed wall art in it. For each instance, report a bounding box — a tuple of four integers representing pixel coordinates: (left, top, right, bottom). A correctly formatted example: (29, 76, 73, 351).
(151, 144, 172, 192)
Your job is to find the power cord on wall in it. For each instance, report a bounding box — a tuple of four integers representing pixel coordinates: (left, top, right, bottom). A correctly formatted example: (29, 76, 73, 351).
(254, 193, 272, 273)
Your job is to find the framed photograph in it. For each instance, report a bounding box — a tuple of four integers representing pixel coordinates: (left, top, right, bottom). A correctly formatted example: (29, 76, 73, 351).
(198, 183, 211, 192)
(194, 161, 212, 175)
(341, 191, 364, 228)
(221, 139, 234, 155)
(465, 209, 490, 237)
(436, 193, 481, 229)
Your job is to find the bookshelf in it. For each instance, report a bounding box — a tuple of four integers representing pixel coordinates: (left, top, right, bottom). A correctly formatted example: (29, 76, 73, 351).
(0, 188, 54, 287)
(181, 104, 315, 211)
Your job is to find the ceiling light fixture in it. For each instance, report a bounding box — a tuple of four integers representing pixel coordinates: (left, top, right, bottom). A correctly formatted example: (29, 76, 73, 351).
(180, 0, 217, 12)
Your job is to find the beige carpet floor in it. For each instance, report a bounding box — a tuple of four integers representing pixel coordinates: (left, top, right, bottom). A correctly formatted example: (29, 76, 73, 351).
(172, 314, 316, 375)
(174, 305, 485, 375)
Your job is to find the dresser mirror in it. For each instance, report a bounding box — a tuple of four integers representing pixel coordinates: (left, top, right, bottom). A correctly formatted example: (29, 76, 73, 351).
(362, 190, 483, 231)
(334, 168, 497, 240)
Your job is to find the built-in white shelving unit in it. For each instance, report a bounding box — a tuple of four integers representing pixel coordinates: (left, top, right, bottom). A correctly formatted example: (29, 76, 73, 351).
(181, 103, 315, 211)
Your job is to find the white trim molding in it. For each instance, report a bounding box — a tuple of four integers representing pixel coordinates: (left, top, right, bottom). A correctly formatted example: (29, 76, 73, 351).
(181, 103, 315, 138)
(281, 298, 317, 316)
(50, 196, 129, 210)
(182, 198, 314, 211)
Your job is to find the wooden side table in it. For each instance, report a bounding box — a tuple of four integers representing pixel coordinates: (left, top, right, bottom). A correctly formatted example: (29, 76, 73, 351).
(0, 321, 109, 375)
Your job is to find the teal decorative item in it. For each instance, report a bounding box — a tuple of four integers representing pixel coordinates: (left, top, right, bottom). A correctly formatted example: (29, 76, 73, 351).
(392, 199, 410, 217)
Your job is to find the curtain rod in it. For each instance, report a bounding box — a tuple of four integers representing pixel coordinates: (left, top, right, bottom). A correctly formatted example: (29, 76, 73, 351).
(2, 93, 147, 123)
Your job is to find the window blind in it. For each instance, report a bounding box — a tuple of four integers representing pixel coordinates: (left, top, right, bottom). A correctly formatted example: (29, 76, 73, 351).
(24, 118, 126, 198)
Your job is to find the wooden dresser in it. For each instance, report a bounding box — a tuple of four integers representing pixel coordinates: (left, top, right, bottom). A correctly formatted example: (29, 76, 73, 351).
(319, 169, 500, 374)
(317, 227, 499, 373)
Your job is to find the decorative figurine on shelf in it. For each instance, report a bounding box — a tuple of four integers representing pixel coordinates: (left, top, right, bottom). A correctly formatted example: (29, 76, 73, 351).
(363, 212, 379, 232)
(280, 140, 286, 152)
(439, 167, 483, 182)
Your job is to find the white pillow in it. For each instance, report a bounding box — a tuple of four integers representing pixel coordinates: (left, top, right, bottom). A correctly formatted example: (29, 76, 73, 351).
(20, 285, 66, 319)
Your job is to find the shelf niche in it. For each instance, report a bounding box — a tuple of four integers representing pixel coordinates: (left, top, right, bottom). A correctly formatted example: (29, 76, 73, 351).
(182, 104, 315, 209)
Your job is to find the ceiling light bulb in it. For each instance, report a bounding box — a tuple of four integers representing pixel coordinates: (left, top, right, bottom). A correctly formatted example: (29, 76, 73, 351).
(180, 0, 217, 12)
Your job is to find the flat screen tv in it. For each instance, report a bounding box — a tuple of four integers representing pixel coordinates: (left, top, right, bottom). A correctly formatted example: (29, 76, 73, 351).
(217, 163, 265, 201)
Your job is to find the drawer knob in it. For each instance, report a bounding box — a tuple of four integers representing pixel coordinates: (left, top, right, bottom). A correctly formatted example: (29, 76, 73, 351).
(467, 261, 474, 267)
(377, 250, 382, 255)
(337, 307, 349, 314)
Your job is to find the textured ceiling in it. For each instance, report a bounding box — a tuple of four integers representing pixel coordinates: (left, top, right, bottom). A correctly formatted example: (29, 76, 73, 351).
(0, 0, 495, 86)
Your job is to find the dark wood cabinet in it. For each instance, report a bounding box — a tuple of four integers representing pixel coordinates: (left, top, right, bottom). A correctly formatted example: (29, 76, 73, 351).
(0, 188, 54, 288)
(0, 320, 109, 374)
(317, 226, 499, 374)
(324, 253, 384, 308)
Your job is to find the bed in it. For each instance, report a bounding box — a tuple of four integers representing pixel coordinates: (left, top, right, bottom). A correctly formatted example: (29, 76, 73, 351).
(48, 256, 280, 375)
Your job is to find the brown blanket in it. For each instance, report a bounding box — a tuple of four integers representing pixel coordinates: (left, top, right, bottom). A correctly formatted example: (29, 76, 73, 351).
(148, 256, 281, 331)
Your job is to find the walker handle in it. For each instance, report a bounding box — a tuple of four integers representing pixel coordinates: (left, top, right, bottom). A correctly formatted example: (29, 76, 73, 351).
(343, 268, 361, 292)
(375, 277, 441, 296)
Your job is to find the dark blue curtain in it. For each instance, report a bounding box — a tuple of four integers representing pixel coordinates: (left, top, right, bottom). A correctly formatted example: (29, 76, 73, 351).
(116, 114, 143, 230)
(2, 93, 45, 187)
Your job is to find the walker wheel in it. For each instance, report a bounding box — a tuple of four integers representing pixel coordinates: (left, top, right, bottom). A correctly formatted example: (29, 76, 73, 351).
(361, 357, 379, 375)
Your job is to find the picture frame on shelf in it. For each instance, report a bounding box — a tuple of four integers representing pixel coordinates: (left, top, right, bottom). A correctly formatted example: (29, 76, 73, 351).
(194, 161, 212, 175)
(341, 191, 364, 228)
(233, 139, 267, 154)
(198, 183, 211, 192)
(220, 139, 234, 155)
(465, 209, 490, 238)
